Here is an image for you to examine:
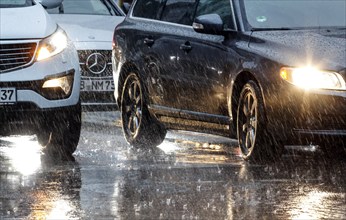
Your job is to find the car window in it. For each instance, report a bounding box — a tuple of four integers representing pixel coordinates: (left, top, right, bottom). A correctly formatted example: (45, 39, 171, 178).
(47, 0, 119, 15)
(196, 0, 234, 30)
(243, 0, 346, 29)
(160, 0, 198, 25)
(0, 0, 33, 7)
(132, 0, 163, 20)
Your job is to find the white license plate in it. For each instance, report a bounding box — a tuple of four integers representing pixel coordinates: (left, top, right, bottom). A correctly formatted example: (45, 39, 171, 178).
(0, 88, 16, 104)
(81, 79, 115, 91)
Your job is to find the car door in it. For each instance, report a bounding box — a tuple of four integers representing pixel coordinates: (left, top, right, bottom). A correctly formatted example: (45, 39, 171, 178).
(174, 0, 238, 116)
(175, 32, 230, 115)
(143, 0, 200, 110)
(129, 0, 180, 107)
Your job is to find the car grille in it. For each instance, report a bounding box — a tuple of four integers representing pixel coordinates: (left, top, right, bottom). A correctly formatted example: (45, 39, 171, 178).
(78, 50, 112, 77)
(0, 43, 37, 73)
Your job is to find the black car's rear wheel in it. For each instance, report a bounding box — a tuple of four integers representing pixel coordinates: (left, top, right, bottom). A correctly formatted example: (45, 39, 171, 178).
(121, 73, 166, 147)
(237, 81, 282, 162)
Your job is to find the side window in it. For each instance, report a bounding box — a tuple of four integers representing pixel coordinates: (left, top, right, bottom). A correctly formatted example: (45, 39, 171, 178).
(132, 0, 163, 19)
(160, 0, 198, 25)
(196, 0, 234, 29)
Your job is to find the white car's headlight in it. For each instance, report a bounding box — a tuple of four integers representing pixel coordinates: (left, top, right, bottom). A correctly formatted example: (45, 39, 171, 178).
(37, 27, 68, 61)
(280, 66, 346, 90)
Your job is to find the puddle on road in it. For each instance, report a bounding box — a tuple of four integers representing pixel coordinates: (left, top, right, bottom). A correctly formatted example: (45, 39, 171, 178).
(1, 133, 345, 219)
(157, 137, 242, 166)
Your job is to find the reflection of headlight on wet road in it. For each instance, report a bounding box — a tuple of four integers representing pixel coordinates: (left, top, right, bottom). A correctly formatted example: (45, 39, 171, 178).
(46, 199, 74, 219)
(157, 142, 181, 154)
(289, 190, 341, 219)
(1, 136, 41, 176)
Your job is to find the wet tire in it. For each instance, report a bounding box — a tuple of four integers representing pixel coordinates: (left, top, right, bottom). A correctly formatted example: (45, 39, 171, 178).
(237, 81, 282, 163)
(37, 102, 81, 156)
(120, 73, 166, 148)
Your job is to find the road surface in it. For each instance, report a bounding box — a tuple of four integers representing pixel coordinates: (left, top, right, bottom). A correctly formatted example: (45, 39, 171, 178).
(1, 111, 345, 219)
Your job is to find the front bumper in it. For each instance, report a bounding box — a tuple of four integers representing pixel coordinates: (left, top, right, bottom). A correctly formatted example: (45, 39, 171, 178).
(0, 40, 81, 135)
(265, 82, 346, 145)
(80, 90, 117, 111)
(0, 103, 80, 135)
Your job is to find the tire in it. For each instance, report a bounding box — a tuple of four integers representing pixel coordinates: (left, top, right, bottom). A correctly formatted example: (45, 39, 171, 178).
(37, 102, 81, 157)
(120, 73, 166, 148)
(236, 81, 282, 163)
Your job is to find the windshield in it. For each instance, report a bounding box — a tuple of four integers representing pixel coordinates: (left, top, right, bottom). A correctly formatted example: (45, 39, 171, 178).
(47, 0, 116, 15)
(0, 0, 33, 8)
(243, 0, 346, 29)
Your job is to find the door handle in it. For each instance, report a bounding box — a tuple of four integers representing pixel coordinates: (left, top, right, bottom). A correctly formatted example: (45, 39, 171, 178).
(180, 43, 192, 52)
(144, 38, 155, 46)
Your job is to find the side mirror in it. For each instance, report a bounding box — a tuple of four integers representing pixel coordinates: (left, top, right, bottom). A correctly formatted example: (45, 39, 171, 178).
(193, 14, 224, 35)
(39, 0, 63, 9)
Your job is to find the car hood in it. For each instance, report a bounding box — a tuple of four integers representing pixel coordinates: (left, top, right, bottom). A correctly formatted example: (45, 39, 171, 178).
(0, 4, 57, 39)
(249, 29, 346, 71)
(50, 14, 124, 49)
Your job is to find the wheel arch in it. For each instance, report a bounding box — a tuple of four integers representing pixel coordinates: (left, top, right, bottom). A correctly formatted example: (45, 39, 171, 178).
(117, 62, 140, 106)
(229, 71, 267, 132)
(117, 60, 153, 110)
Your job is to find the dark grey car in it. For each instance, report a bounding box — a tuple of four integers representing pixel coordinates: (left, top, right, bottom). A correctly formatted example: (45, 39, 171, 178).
(112, 0, 346, 162)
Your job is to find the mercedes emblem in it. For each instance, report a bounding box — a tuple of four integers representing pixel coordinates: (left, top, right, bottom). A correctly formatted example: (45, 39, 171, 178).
(86, 52, 107, 74)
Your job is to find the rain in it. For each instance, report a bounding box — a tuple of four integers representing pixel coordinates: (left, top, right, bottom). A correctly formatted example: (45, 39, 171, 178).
(1, 0, 346, 219)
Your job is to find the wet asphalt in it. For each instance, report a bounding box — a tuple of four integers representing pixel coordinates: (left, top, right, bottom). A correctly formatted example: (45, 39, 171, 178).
(0, 111, 345, 219)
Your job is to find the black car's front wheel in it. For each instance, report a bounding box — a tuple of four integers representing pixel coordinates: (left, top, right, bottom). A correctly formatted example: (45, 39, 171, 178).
(237, 81, 282, 162)
(121, 73, 166, 148)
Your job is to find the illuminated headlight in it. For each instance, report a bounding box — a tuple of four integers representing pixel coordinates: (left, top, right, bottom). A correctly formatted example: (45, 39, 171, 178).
(42, 75, 72, 95)
(37, 27, 68, 61)
(280, 67, 346, 90)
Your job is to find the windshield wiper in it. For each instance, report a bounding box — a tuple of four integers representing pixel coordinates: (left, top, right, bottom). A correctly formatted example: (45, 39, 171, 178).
(100, 0, 113, 15)
(251, 27, 295, 31)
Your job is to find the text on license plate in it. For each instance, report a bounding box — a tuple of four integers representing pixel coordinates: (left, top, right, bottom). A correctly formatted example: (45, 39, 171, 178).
(0, 88, 16, 104)
(81, 80, 114, 91)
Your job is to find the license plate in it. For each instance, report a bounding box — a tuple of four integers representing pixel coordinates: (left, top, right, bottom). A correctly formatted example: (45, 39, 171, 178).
(0, 88, 16, 104)
(81, 79, 115, 91)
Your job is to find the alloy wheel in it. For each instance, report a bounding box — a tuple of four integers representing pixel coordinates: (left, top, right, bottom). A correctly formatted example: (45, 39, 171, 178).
(122, 77, 143, 137)
(239, 91, 258, 156)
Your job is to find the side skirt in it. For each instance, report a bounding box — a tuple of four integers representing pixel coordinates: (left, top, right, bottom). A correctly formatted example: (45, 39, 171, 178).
(148, 104, 236, 138)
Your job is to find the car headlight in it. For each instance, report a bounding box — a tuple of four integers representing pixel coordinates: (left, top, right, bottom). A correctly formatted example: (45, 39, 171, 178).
(42, 75, 73, 95)
(280, 67, 346, 90)
(37, 27, 68, 61)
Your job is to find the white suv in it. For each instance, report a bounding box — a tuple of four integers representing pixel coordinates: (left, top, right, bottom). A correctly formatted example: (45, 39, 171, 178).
(0, 0, 81, 156)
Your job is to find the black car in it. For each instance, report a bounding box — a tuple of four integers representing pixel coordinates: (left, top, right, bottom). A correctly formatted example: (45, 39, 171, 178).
(112, 0, 346, 162)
